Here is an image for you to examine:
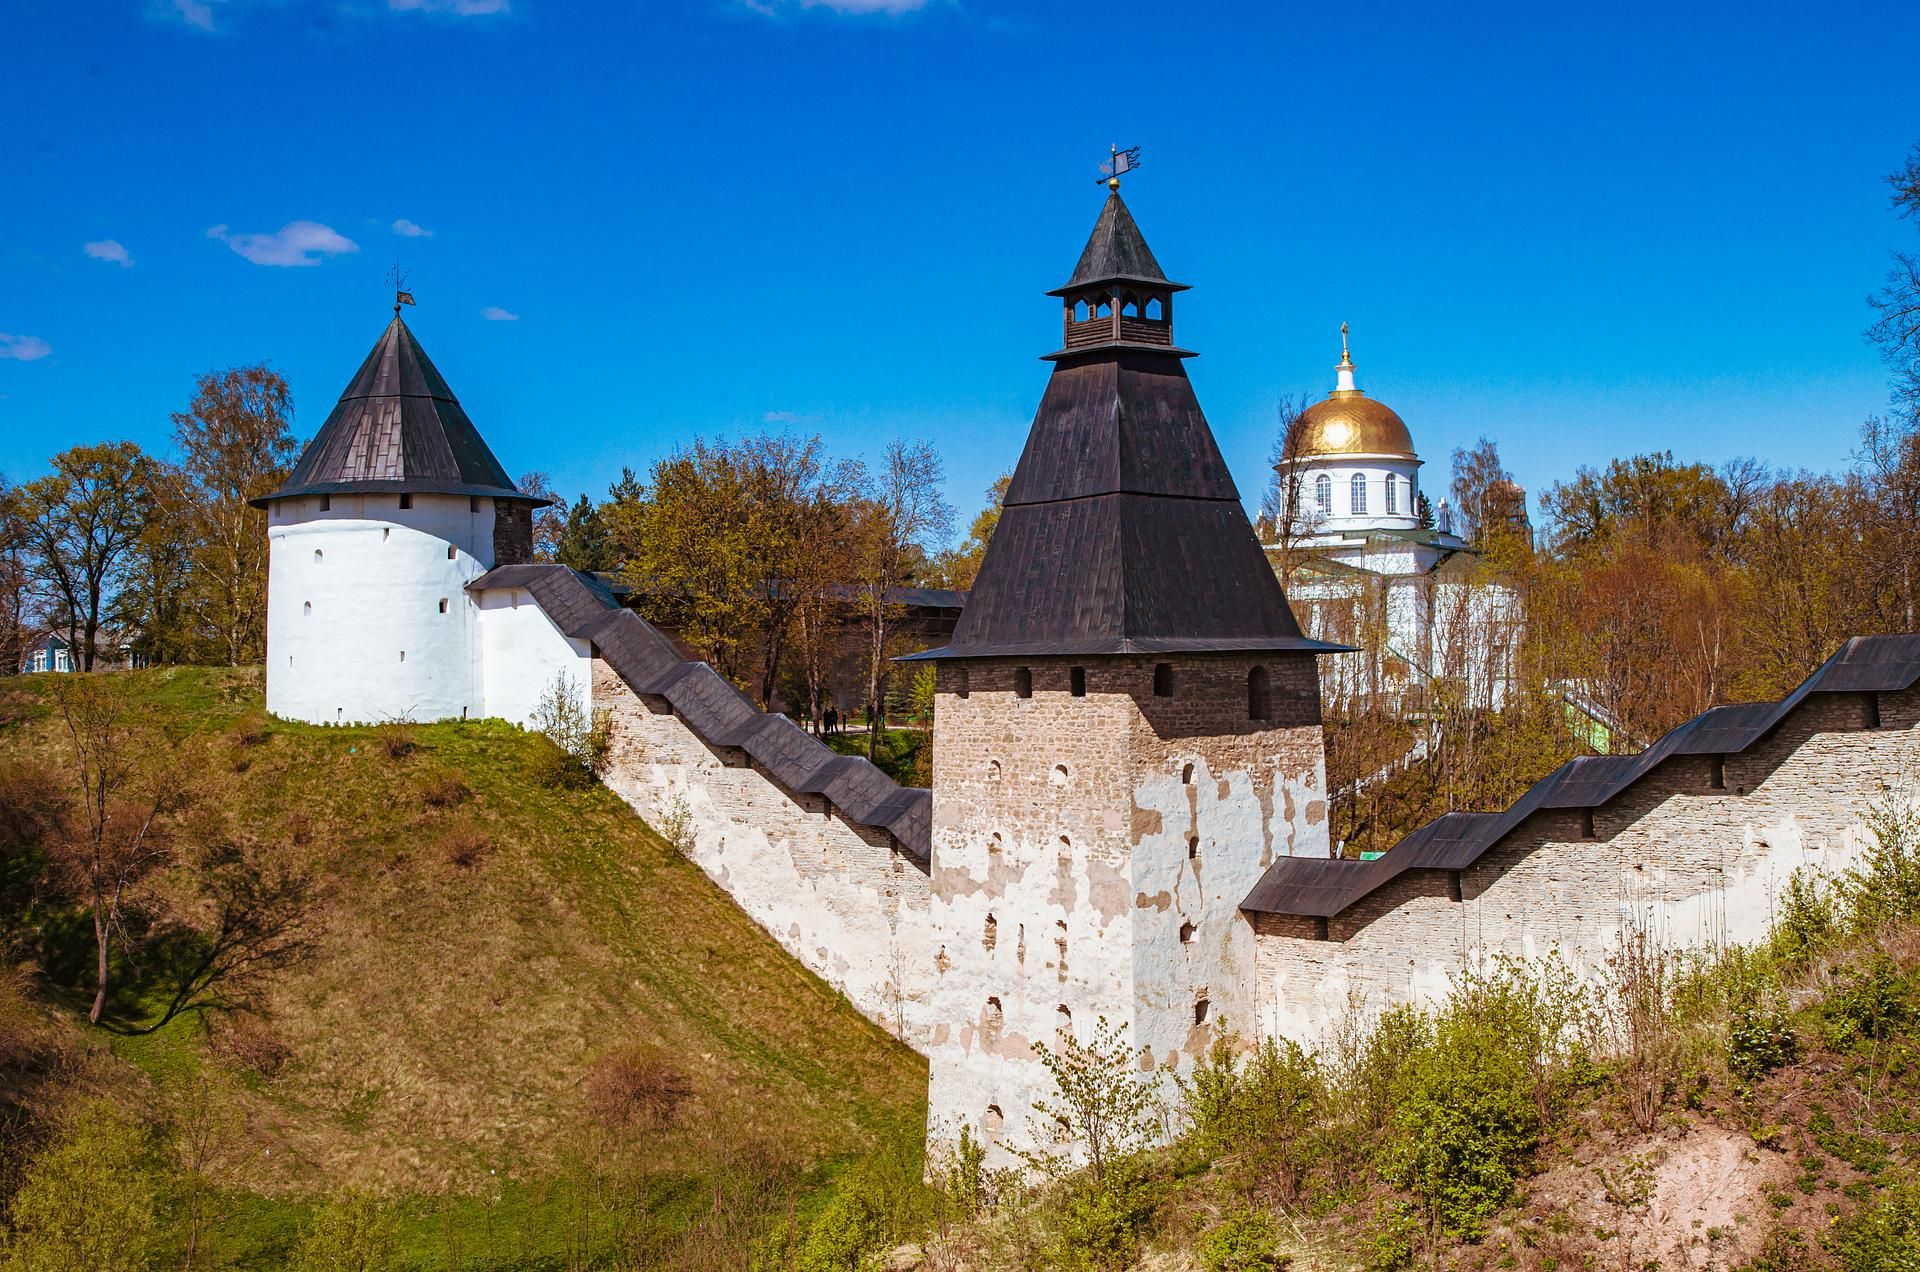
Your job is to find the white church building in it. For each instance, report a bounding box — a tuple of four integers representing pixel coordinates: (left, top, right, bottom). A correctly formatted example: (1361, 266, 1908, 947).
(1267, 328, 1522, 712)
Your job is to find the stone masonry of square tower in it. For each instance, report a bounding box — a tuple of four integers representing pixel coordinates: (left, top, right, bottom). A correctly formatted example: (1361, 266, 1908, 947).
(926, 653, 1327, 1164)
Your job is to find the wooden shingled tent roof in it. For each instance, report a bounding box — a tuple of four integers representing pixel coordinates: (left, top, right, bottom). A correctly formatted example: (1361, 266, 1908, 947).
(909, 191, 1344, 661)
(254, 315, 543, 508)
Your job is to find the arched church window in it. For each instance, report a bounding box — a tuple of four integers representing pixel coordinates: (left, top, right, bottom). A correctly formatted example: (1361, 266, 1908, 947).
(1247, 665, 1271, 721)
(1384, 474, 1398, 514)
(1145, 296, 1163, 321)
(1350, 473, 1368, 516)
(1314, 474, 1332, 516)
(1074, 299, 1090, 323)
(312, 550, 324, 565)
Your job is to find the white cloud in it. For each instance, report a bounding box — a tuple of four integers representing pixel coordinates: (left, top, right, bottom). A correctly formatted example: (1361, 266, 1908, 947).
(480, 306, 519, 321)
(0, 335, 53, 362)
(208, 221, 358, 267)
(388, 0, 509, 14)
(84, 239, 133, 267)
(391, 218, 434, 238)
(170, 0, 217, 29)
(747, 0, 929, 13)
(763, 410, 818, 424)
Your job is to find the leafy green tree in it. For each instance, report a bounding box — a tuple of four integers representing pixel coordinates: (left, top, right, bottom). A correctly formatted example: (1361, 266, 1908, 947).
(1023, 1015, 1158, 1184)
(924, 472, 1009, 590)
(169, 365, 297, 665)
(18, 443, 154, 671)
(289, 1190, 399, 1272)
(554, 495, 613, 572)
(0, 1098, 160, 1271)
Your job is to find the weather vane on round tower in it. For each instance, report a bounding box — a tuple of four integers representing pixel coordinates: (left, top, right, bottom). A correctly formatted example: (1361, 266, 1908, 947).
(386, 262, 416, 317)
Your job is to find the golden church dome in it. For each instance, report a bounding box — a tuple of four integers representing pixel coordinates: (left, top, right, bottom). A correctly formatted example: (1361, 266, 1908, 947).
(1294, 391, 1415, 460)
(1285, 324, 1416, 461)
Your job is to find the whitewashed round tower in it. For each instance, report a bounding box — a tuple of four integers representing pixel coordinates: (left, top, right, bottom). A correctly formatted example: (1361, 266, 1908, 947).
(254, 306, 545, 725)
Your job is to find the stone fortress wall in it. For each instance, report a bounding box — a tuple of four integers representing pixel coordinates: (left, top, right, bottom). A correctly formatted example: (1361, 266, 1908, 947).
(593, 656, 935, 1045)
(1246, 670, 1920, 1045)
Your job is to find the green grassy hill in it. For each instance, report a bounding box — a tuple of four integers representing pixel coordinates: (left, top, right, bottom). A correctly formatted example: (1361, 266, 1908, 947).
(0, 667, 926, 1268)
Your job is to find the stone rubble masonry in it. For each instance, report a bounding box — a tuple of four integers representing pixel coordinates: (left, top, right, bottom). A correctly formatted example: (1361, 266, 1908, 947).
(1249, 686, 1920, 1044)
(491, 499, 535, 566)
(925, 653, 1329, 1168)
(591, 657, 934, 1044)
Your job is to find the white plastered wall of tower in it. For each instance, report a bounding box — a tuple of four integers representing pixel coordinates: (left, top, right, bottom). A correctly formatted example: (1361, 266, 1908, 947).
(474, 587, 592, 729)
(265, 493, 494, 724)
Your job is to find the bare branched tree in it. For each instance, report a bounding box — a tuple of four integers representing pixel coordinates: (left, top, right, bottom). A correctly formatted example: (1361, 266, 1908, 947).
(46, 675, 180, 1024)
(1259, 394, 1320, 587)
(852, 441, 953, 762)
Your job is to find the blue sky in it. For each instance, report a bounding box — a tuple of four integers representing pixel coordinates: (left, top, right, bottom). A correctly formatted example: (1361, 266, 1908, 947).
(5, 0, 1918, 534)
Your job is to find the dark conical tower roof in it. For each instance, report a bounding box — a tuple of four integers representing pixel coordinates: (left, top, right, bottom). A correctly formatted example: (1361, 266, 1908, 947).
(253, 316, 539, 507)
(913, 192, 1337, 660)
(1050, 190, 1187, 295)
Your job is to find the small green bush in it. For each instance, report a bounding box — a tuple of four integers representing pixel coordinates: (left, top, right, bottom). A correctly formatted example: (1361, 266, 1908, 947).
(795, 1188, 883, 1272)
(1180, 1028, 1323, 1201)
(1198, 1206, 1286, 1271)
(0, 1098, 161, 1272)
(1050, 1156, 1160, 1272)
(1819, 954, 1915, 1050)
(1381, 959, 1590, 1239)
(1728, 987, 1799, 1091)
(1770, 868, 1842, 965)
(288, 1190, 399, 1272)
(1366, 1200, 1420, 1272)
(1827, 1178, 1920, 1271)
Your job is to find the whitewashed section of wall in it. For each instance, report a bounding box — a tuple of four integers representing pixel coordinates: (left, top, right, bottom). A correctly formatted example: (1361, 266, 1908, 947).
(473, 587, 591, 729)
(590, 659, 933, 1046)
(265, 493, 493, 724)
(1251, 689, 1920, 1044)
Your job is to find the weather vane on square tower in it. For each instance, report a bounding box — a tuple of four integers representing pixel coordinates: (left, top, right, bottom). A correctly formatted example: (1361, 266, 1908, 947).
(386, 262, 416, 317)
(1099, 144, 1141, 191)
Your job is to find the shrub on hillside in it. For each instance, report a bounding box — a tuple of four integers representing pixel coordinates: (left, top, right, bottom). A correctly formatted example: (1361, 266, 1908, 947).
(289, 1189, 399, 1272)
(1827, 1177, 1920, 1271)
(1180, 1029, 1323, 1203)
(0, 1097, 162, 1271)
(530, 673, 612, 789)
(437, 822, 492, 871)
(1197, 1206, 1286, 1271)
(372, 721, 415, 761)
(584, 1047, 692, 1130)
(1382, 958, 1593, 1240)
(1770, 867, 1843, 965)
(1819, 954, 1915, 1050)
(419, 772, 470, 809)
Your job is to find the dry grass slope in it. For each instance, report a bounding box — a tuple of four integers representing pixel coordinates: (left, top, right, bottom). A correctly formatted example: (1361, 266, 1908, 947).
(0, 666, 926, 1262)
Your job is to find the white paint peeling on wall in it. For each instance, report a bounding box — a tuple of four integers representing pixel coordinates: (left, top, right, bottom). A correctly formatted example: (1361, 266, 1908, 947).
(1252, 707, 1920, 1048)
(591, 661, 934, 1045)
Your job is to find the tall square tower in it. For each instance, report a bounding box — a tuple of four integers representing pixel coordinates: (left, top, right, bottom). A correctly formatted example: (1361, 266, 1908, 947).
(915, 190, 1342, 1165)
